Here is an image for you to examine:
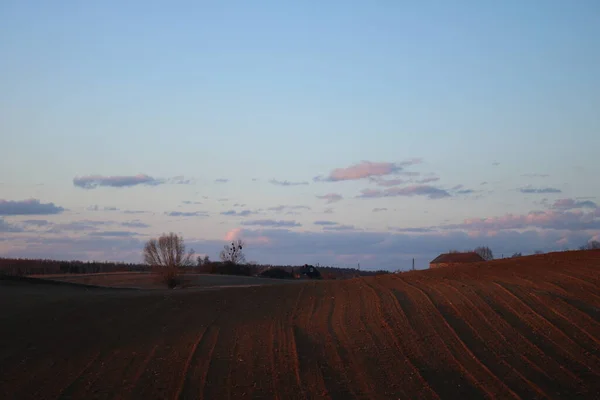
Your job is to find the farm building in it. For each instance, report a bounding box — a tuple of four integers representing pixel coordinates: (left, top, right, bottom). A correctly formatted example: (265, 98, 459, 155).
(429, 252, 485, 269)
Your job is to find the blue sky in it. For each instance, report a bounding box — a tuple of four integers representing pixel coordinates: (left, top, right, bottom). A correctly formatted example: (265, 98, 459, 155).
(1, 1, 599, 269)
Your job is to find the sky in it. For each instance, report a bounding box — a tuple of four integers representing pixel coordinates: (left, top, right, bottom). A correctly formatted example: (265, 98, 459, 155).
(1, 1, 600, 270)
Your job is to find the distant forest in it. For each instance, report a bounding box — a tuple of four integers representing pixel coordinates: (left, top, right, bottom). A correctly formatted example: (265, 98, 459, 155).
(0, 257, 389, 280)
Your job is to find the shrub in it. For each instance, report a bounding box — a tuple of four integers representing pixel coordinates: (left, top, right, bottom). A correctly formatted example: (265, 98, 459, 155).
(259, 267, 294, 279)
(211, 261, 252, 276)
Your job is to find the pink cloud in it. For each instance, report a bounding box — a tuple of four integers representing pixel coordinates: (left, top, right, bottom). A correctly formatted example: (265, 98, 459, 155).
(225, 228, 242, 241)
(315, 159, 422, 182)
(445, 209, 600, 232)
(550, 198, 597, 210)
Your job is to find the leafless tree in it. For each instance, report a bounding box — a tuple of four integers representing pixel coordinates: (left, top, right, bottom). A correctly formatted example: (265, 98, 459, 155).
(220, 239, 246, 264)
(474, 246, 494, 261)
(143, 232, 195, 287)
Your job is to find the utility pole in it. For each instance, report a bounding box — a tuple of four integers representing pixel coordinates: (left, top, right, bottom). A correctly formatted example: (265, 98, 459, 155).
(358, 262, 360, 271)
(412, 258, 415, 271)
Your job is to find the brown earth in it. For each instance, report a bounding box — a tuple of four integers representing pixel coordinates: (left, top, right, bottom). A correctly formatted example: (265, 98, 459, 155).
(1, 250, 599, 399)
(29, 272, 303, 290)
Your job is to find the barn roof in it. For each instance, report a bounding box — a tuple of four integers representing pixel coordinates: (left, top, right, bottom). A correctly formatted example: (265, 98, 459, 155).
(430, 252, 485, 264)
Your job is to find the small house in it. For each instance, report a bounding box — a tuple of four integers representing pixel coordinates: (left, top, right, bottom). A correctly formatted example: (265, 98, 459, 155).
(429, 252, 485, 269)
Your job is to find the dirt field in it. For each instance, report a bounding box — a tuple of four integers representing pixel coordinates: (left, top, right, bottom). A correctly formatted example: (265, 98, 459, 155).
(1, 250, 599, 399)
(29, 272, 302, 290)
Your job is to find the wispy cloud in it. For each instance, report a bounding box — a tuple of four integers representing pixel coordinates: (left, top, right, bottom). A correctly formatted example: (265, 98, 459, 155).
(0, 218, 24, 232)
(21, 219, 51, 226)
(221, 209, 257, 217)
(240, 219, 301, 228)
(393, 227, 435, 233)
(357, 185, 450, 200)
(165, 211, 209, 217)
(214, 178, 229, 184)
(550, 198, 598, 210)
(440, 209, 600, 232)
(371, 178, 408, 187)
(323, 224, 356, 231)
(519, 186, 562, 194)
(182, 200, 202, 205)
(314, 220, 339, 226)
(316, 193, 343, 204)
(87, 205, 119, 211)
(50, 220, 110, 232)
(416, 176, 440, 184)
(168, 176, 195, 185)
(120, 220, 150, 228)
(314, 159, 421, 182)
(492, 161, 500, 166)
(372, 208, 388, 212)
(268, 205, 311, 213)
(521, 173, 549, 178)
(73, 174, 169, 189)
(0, 199, 65, 215)
(323, 208, 334, 214)
(88, 231, 141, 237)
(269, 179, 309, 186)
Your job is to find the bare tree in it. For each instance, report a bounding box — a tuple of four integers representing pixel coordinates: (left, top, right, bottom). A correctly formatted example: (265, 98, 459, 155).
(220, 239, 246, 264)
(143, 232, 194, 287)
(474, 246, 494, 261)
(511, 252, 522, 258)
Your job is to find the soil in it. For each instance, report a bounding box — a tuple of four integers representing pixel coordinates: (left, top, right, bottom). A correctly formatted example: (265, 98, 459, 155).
(1, 250, 599, 399)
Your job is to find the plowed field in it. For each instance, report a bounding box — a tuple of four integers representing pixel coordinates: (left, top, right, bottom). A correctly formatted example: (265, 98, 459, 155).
(1, 250, 599, 399)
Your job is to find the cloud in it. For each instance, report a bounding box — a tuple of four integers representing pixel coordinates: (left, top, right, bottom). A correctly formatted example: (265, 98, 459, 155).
(416, 176, 440, 184)
(0, 218, 24, 232)
(21, 219, 51, 226)
(87, 205, 119, 211)
(521, 173, 549, 178)
(519, 186, 562, 194)
(73, 174, 165, 189)
(314, 159, 422, 182)
(121, 220, 150, 228)
(240, 219, 301, 228)
(220, 209, 257, 217)
(357, 185, 451, 200)
(214, 178, 229, 183)
(269, 179, 309, 186)
(88, 231, 141, 237)
(167, 176, 195, 185)
(323, 208, 334, 214)
(393, 227, 435, 233)
(233, 203, 247, 207)
(455, 189, 475, 195)
(323, 224, 356, 231)
(439, 209, 600, 232)
(372, 208, 388, 212)
(182, 201, 202, 205)
(268, 205, 311, 213)
(492, 161, 500, 166)
(0, 199, 65, 215)
(372, 178, 408, 187)
(165, 211, 209, 217)
(4, 217, 599, 270)
(122, 210, 148, 214)
(550, 198, 598, 210)
(480, 182, 488, 185)
(316, 193, 343, 204)
(314, 220, 339, 226)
